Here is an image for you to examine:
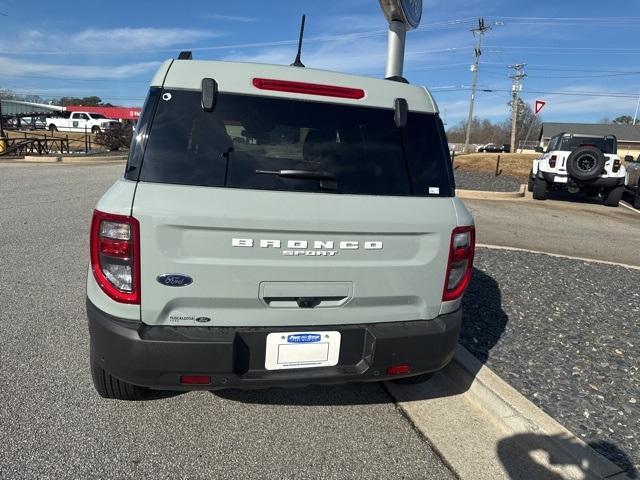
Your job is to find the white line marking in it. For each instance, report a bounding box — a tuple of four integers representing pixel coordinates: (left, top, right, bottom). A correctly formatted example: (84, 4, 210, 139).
(620, 201, 640, 214)
(477, 243, 640, 271)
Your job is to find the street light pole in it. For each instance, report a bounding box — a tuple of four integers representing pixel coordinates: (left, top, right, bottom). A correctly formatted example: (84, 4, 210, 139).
(633, 96, 640, 126)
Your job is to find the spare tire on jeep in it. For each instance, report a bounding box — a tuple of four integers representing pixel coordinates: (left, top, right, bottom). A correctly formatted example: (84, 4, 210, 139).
(566, 147, 606, 182)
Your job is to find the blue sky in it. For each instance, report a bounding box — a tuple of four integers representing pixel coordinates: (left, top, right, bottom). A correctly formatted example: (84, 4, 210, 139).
(1, 0, 639, 125)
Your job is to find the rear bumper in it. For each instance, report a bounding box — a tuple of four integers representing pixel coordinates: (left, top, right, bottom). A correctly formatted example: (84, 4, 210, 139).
(87, 299, 462, 391)
(539, 171, 624, 188)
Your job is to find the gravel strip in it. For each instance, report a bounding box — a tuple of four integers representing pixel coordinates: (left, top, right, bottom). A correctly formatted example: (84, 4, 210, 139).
(454, 169, 523, 192)
(461, 248, 640, 477)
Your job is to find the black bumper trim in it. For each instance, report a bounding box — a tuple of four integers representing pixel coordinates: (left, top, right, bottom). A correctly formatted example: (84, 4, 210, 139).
(87, 299, 462, 390)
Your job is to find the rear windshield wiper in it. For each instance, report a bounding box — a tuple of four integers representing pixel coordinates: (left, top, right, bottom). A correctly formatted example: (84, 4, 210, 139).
(255, 169, 338, 191)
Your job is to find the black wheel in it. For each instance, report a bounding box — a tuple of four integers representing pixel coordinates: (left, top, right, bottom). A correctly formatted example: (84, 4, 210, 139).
(390, 372, 435, 385)
(532, 177, 548, 200)
(91, 126, 101, 134)
(603, 186, 624, 207)
(634, 187, 640, 209)
(566, 147, 606, 182)
(91, 352, 148, 400)
(49, 124, 58, 132)
(527, 170, 535, 192)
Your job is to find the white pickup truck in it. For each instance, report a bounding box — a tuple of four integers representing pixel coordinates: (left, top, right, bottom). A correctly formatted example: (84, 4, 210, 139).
(46, 111, 120, 134)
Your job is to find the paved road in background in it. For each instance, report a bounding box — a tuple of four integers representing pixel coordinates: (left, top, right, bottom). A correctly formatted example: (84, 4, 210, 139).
(464, 194, 640, 267)
(0, 163, 454, 480)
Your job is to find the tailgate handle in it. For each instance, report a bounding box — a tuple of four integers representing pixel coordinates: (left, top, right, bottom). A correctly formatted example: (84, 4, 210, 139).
(263, 296, 348, 309)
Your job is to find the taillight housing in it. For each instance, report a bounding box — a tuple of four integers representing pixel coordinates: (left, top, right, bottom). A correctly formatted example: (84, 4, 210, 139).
(548, 155, 557, 168)
(90, 210, 140, 304)
(442, 226, 475, 302)
(612, 159, 621, 173)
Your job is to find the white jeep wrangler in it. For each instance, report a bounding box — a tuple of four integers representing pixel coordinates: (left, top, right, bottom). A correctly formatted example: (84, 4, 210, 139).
(529, 133, 626, 207)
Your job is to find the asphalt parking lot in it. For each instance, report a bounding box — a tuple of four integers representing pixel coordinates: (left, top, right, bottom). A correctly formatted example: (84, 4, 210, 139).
(1, 162, 639, 478)
(0, 163, 455, 480)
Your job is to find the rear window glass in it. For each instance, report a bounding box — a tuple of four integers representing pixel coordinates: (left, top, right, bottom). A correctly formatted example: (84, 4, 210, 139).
(552, 135, 616, 154)
(136, 89, 453, 197)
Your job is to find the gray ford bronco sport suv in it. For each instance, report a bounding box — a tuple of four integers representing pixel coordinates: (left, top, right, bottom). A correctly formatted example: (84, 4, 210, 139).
(87, 57, 475, 400)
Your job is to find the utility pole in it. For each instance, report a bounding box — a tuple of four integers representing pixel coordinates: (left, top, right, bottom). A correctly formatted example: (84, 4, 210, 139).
(463, 18, 490, 153)
(509, 64, 527, 152)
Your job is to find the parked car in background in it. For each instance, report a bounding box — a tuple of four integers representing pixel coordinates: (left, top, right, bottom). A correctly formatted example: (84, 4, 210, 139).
(46, 111, 120, 134)
(476, 143, 509, 153)
(625, 154, 640, 208)
(529, 132, 626, 207)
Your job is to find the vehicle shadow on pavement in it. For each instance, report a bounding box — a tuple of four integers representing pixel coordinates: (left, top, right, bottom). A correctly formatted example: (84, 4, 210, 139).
(497, 433, 638, 480)
(214, 268, 508, 405)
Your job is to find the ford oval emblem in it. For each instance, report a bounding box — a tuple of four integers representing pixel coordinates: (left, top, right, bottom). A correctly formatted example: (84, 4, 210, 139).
(287, 334, 322, 343)
(156, 274, 193, 287)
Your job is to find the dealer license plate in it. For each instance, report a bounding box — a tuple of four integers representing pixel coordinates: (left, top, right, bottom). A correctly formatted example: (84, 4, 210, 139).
(264, 331, 341, 370)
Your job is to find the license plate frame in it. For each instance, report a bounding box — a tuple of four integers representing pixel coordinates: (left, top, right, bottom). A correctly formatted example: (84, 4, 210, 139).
(264, 331, 341, 371)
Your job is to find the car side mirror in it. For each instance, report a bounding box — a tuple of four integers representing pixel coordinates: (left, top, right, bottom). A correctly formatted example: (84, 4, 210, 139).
(394, 98, 408, 129)
(201, 78, 218, 112)
(534, 146, 544, 153)
(624, 155, 635, 162)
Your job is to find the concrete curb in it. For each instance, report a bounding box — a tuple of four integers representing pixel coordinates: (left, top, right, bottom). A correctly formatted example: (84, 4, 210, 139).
(386, 346, 631, 480)
(457, 184, 526, 200)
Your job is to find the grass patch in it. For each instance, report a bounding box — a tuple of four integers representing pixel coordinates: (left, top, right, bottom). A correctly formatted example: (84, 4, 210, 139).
(453, 153, 537, 179)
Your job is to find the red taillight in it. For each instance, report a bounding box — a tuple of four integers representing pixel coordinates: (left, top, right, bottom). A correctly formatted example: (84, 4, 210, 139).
(549, 155, 557, 168)
(252, 78, 365, 99)
(90, 210, 140, 304)
(180, 375, 212, 385)
(613, 159, 621, 173)
(387, 364, 411, 376)
(442, 226, 475, 302)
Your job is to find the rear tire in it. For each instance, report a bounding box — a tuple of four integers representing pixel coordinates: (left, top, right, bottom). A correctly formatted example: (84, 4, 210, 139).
(48, 124, 58, 132)
(634, 187, 640, 209)
(603, 186, 624, 207)
(390, 372, 435, 385)
(91, 353, 148, 401)
(527, 171, 535, 192)
(532, 177, 548, 200)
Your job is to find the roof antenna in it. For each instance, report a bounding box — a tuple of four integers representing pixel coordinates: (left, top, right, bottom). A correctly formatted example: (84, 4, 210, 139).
(291, 14, 306, 67)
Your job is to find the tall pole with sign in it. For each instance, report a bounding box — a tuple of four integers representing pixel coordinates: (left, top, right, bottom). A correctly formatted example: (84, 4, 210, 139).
(379, 0, 422, 79)
(519, 100, 546, 153)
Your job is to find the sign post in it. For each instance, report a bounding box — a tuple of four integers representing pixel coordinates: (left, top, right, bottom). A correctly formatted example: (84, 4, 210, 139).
(519, 99, 547, 153)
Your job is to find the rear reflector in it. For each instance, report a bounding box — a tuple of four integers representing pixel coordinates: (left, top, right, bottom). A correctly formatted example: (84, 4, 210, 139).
(442, 226, 476, 302)
(180, 375, 212, 385)
(252, 78, 365, 99)
(387, 364, 411, 376)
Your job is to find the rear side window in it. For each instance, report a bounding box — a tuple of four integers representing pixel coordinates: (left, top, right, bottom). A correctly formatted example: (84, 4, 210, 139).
(135, 89, 454, 197)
